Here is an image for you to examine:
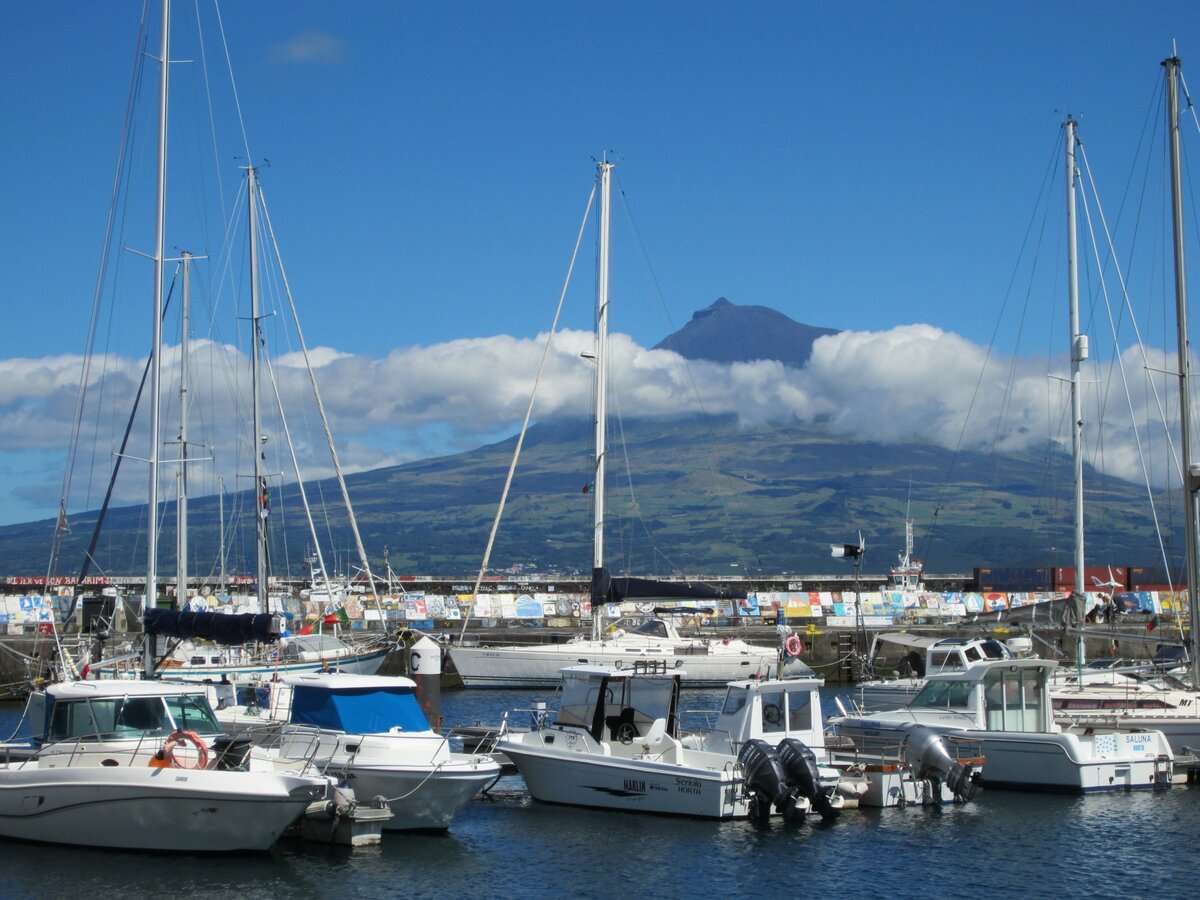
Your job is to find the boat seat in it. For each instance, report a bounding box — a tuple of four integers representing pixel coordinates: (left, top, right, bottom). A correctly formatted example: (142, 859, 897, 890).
(642, 718, 667, 746)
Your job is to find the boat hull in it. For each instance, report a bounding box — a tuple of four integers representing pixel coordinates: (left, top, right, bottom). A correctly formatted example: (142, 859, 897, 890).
(165, 645, 392, 683)
(449, 644, 773, 689)
(500, 733, 745, 818)
(340, 761, 500, 830)
(0, 763, 327, 852)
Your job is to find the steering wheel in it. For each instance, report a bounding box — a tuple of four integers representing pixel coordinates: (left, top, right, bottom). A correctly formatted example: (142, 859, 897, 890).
(616, 723, 637, 744)
(763, 703, 783, 726)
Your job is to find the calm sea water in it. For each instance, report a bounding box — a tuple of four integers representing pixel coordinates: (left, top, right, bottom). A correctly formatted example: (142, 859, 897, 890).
(1, 688, 1196, 900)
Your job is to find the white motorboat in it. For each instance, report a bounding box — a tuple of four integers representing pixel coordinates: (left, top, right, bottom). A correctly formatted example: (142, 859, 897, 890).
(497, 660, 848, 821)
(270, 673, 501, 830)
(831, 657, 1177, 793)
(854, 633, 1017, 711)
(1051, 676, 1200, 755)
(0, 679, 333, 852)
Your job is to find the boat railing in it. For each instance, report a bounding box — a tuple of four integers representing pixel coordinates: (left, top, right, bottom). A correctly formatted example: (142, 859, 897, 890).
(828, 733, 985, 772)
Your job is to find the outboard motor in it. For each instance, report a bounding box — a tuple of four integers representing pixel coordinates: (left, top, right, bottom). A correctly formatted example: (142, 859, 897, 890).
(777, 737, 840, 821)
(901, 725, 979, 803)
(737, 738, 790, 822)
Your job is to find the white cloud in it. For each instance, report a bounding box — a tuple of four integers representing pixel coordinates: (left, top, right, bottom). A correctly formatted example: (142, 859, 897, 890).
(0, 324, 1183, 524)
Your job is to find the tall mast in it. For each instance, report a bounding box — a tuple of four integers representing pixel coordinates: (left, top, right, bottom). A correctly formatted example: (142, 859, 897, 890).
(1164, 56, 1200, 687)
(145, 0, 170, 676)
(248, 165, 269, 612)
(591, 160, 612, 638)
(1065, 115, 1087, 675)
(176, 251, 191, 609)
(218, 474, 227, 593)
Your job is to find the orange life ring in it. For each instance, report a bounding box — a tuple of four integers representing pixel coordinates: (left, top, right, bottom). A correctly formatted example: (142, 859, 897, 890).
(784, 635, 803, 657)
(163, 729, 209, 770)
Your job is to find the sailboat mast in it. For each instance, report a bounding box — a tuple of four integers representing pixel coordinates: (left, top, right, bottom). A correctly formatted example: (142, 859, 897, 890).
(1164, 56, 1200, 687)
(218, 475, 227, 593)
(592, 160, 612, 639)
(176, 251, 191, 609)
(248, 165, 269, 611)
(145, 0, 170, 676)
(1065, 115, 1087, 674)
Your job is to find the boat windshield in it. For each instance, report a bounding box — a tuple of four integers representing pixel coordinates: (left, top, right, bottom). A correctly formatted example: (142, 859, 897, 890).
(632, 620, 669, 639)
(912, 680, 973, 710)
(46, 692, 221, 742)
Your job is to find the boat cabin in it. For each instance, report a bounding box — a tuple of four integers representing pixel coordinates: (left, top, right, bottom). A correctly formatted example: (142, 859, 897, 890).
(866, 633, 1014, 679)
(553, 662, 681, 744)
(281, 673, 430, 734)
(693, 663, 826, 755)
(906, 658, 1058, 733)
(27, 680, 223, 746)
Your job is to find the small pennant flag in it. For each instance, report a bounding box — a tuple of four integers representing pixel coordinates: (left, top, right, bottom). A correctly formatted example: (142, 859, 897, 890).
(1147, 614, 1159, 632)
(582, 482, 593, 494)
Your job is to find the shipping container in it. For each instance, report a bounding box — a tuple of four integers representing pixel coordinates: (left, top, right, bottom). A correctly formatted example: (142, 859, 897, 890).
(1053, 567, 1129, 591)
(1129, 566, 1183, 588)
(973, 567, 1053, 592)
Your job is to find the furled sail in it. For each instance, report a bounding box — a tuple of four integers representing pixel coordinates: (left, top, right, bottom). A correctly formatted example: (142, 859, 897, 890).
(591, 566, 735, 604)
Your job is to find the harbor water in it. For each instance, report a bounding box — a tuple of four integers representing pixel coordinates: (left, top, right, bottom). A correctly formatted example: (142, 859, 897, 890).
(1, 688, 1195, 899)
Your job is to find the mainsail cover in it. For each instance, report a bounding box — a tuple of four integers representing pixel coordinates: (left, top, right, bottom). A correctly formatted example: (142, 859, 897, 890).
(591, 566, 736, 605)
(143, 608, 279, 645)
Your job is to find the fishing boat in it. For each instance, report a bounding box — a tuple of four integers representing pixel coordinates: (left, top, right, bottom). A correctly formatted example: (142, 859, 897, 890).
(831, 657, 1176, 792)
(449, 160, 776, 689)
(497, 660, 847, 821)
(854, 633, 1017, 711)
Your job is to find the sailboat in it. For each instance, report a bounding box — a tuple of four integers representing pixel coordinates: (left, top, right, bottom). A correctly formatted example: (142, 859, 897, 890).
(1049, 54, 1200, 752)
(448, 161, 779, 688)
(44, 1, 391, 685)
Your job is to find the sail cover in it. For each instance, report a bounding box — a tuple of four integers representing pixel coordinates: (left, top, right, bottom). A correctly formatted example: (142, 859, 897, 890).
(591, 566, 736, 604)
(143, 608, 279, 645)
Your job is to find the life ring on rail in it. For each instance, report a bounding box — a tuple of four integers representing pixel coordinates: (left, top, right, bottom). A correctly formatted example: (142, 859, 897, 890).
(163, 729, 209, 770)
(784, 635, 803, 658)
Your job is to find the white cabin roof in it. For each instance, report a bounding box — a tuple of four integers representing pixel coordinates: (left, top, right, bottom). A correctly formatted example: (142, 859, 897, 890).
(47, 679, 209, 699)
(282, 672, 417, 690)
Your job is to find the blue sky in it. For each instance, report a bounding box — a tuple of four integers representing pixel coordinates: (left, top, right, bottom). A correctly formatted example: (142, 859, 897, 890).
(0, 0, 1197, 527)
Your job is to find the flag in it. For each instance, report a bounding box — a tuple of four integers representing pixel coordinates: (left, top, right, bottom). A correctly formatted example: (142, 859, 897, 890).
(582, 482, 593, 494)
(1147, 614, 1159, 632)
(323, 607, 351, 627)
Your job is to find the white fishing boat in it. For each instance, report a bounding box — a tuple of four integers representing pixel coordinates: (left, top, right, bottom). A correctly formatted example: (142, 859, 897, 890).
(0, 679, 333, 852)
(497, 658, 854, 821)
(831, 657, 1176, 793)
(268, 673, 501, 831)
(854, 633, 1017, 711)
(449, 159, 776, 689)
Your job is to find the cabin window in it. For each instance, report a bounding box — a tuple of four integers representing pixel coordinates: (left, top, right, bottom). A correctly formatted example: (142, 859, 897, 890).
(964, 647, 982, 663)
(928, 652, 962, 672)
(786, 690, 813, 731)
(760, 690, 786, 733)
(983, 669, 1042, 731)
(49, 697, 168, 741)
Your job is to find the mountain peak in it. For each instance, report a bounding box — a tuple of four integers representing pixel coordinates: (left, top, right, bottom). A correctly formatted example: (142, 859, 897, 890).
(654, 298, 838, 368)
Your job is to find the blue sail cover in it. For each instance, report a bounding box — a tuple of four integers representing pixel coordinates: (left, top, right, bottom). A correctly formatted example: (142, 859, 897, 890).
(591, 566, 735, 604)
(289, 684, 430, 734)
(143, 608, 278, 645)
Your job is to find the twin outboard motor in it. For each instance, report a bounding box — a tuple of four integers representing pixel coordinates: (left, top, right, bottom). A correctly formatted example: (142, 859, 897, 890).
(777, 737, 840, 821)
(901, 725, 979, 803)
(736, 739, 791, 822)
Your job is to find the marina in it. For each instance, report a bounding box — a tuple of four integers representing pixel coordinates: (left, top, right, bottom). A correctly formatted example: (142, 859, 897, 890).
(1, 689, 1197, 898)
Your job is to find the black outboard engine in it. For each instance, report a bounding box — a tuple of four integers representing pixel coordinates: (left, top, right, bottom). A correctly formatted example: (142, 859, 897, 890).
(737, 738, 789, 822)
(777, 737, 840, 821)
(901, 725, 979, 803)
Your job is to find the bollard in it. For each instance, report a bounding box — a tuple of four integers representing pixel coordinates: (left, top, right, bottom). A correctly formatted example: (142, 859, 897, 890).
(408, 635, 442, 728)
